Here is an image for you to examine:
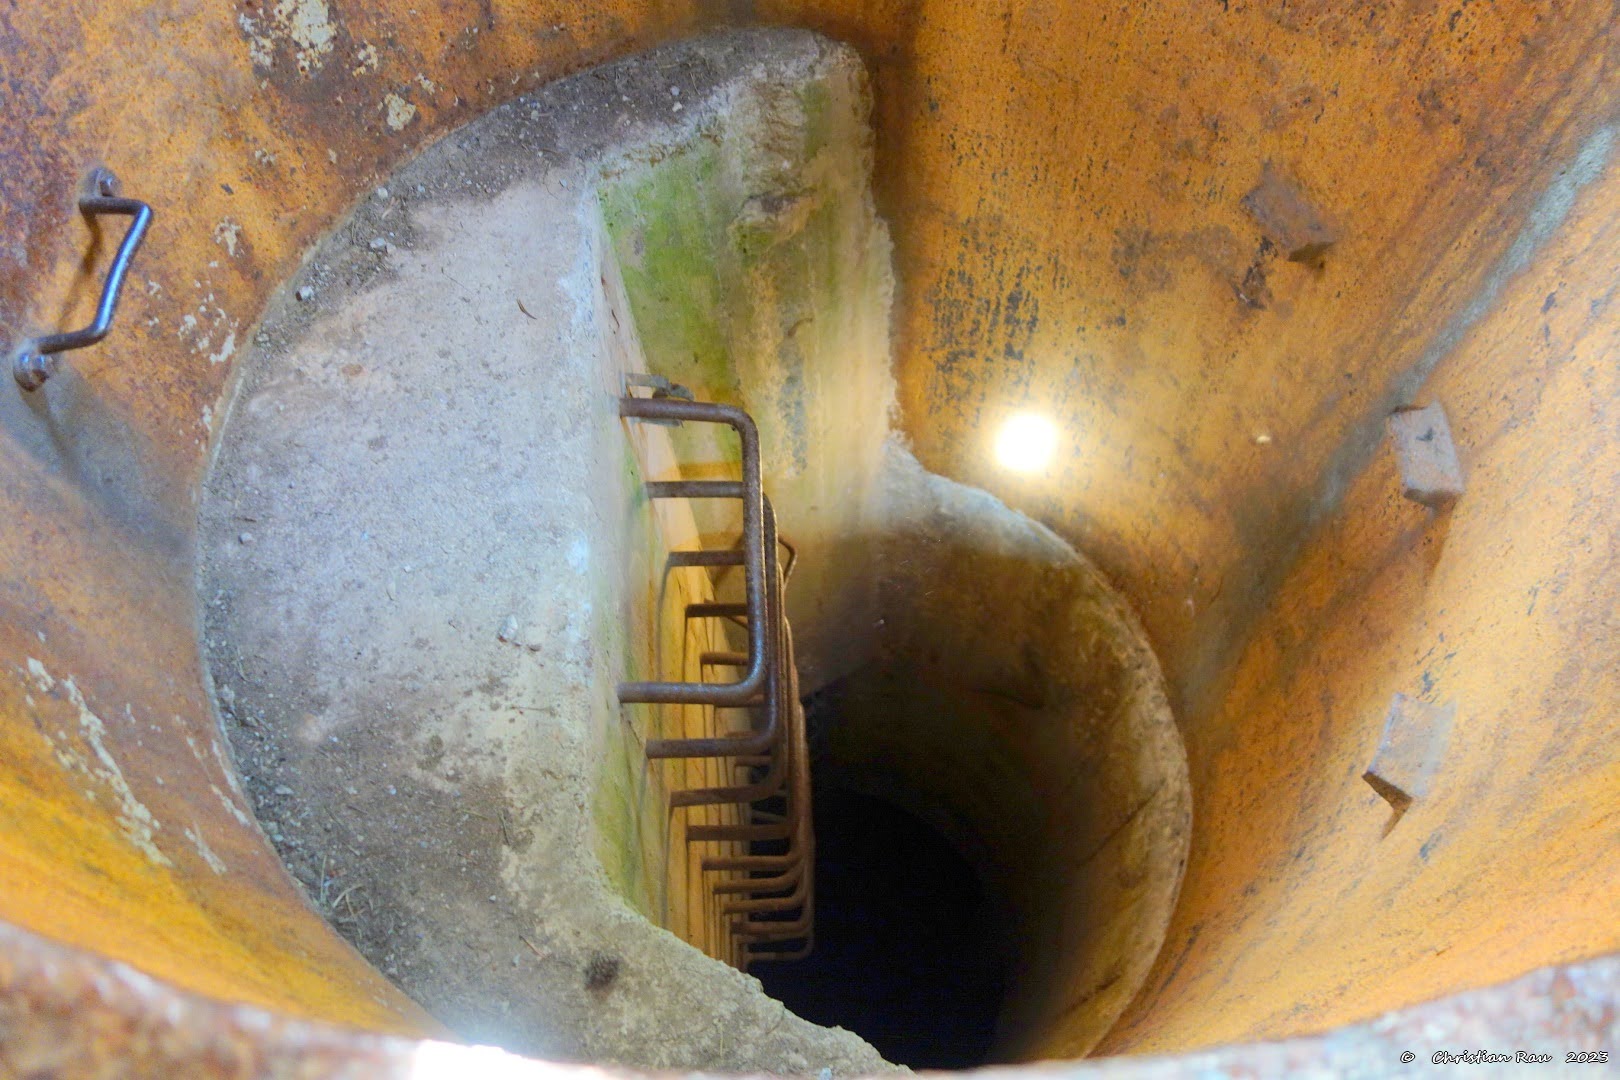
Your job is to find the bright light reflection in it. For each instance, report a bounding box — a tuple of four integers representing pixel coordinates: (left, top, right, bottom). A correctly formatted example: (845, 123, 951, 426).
(412, 1040, 603, 1080)
(994, 412, 1060, 474)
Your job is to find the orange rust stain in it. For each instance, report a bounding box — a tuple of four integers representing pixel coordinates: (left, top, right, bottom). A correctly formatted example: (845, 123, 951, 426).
(749, 0, 1619, 711)
(2, 0, 1619, 1050)
(1101, 123, 1620, 1052)
(0, 0, 715, 1031)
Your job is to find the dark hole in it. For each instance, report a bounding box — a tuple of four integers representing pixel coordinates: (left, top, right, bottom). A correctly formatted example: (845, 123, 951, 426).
(752, 787, 1010, 1069)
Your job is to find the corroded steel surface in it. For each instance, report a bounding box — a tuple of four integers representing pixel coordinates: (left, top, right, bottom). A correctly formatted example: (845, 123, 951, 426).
(1, 0, 1618, 1056)
(1100, 108, 1620, 1054)
(0, 0, 719, 1032)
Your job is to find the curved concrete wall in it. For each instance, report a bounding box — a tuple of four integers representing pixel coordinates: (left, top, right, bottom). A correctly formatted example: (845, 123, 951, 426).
(812, 449, 1189, 1060)
(1, 0, 1617, 1064)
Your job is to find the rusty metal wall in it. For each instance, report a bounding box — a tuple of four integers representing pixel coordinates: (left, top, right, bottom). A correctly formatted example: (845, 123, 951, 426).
(0, 0, 719, 1031)
(1, 0, 1617, 1054)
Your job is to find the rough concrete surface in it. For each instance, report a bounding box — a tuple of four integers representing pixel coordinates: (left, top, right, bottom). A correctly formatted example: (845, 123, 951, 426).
(198, 31, 896, 1074)
(4, 0, 1619, 1067)
(835, 446, 1190, 1060)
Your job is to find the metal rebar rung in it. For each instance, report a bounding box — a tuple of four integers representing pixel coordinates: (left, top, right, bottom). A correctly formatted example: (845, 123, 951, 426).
(722, 872, 809, 915)
(647, 480, 746, 500)
(711, 859, 805, 895)
(668, 550, 746, 567)
(731, 900, 813, 939)
(669, 610, 791, 804)
(687, 820, 793, 843)
(688, 603, 748, 619)
(617, 397, 767, 707)
(642, 502, 783, 757)
(621, 374, 693, 427)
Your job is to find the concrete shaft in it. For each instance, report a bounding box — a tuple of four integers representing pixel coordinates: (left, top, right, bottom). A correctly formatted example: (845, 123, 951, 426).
(0, 1, 1617, 1075)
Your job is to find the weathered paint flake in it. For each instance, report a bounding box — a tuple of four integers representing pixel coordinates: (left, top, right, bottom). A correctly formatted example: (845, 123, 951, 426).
(383, 93, 418, 131)
(209, 330, 238, 367)
(213, 220, 242, 258)
(240, 0, 338, 75)
(352, 42, 379, 76)
(184, 823, 228, 874)
(24, 660, 172, 867)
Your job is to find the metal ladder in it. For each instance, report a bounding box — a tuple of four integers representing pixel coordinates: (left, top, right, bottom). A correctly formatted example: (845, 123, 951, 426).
(618, 389, 813, 967)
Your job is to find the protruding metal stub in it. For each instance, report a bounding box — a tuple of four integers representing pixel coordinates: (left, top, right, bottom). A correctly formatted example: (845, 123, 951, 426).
(622, 372, 693, 425)
(1387, 402, 1466, 509)
(13, 168, 153, 391)
(13, 352, 56, 392)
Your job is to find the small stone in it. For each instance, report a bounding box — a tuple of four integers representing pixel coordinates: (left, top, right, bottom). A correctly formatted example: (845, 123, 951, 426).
(273, 784, 294, 796)
(295, 285, 315, 302)
(368, 237, 391, 252)
(374, 186, 390, 200)
(669, 85, 680, 97)
(238, 532, 254, 545)
(672, 102, 683, 113)
(497, 615, 520, 643)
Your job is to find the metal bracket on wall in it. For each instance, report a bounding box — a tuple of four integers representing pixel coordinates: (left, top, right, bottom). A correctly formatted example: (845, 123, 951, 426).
(13, 168, 152, 391)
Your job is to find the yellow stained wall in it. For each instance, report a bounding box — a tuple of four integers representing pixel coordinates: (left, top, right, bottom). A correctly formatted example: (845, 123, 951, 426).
(1, 0, 1617, 1054)
(1101, 136, 1620, 1053)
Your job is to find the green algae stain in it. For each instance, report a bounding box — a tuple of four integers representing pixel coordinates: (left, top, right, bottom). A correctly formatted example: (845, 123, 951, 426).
(600, 140, 740, 398)
(595, 70, 862, 482)
(589, 443, 665, 921)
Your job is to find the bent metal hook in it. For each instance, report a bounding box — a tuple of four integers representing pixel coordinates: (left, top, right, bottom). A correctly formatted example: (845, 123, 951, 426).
(13, 168, 152, 391)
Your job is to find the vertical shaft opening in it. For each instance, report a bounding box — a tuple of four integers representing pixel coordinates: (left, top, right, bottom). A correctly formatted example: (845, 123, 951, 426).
(755, 781, 1011, 1069)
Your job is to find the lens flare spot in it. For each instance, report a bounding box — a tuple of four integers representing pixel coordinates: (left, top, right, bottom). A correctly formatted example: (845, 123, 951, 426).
(994, 412, 1060, 474)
